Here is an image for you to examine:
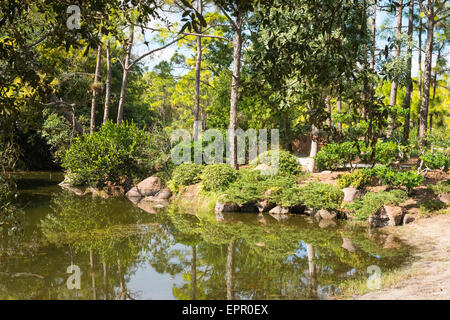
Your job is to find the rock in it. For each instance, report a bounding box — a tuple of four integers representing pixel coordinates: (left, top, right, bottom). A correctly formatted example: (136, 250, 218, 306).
(303, 207, 315, 216)
(257, 199, 275, 213)
(135, 176, 162, 196)
(317, 209, 337, 220)
(341, 237, 357, 252)
(369, 205, 404, 228)
(319, 219, 337, 228)
(126, 186, 143, 199)
(383, 234, 401, 249)
(215, 211, 225, 222)
(438, 193, 450, 205)
(59, 183, 85, 196)
(342, 187, 361, 203)
(88, 187, 109, 199)
(105, 185, 125, 197)
(269, 213, 288, 221)
(403, 214, 415, 225)
(269, 206, 290, 214)
(320, 170, 332, 174)
(239, 203, 259, 213)
(155, 188, 172, 200)
(215, 201, 240, 214)
(255, 243, 265, 247)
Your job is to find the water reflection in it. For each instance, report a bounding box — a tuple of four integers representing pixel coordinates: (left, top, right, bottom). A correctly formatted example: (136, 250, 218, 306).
(0, 173, 410, 300)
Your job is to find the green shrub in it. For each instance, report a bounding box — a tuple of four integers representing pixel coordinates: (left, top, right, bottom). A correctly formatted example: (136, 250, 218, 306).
(200, 163, 238, 192)
(428, 179, 450, 195)
(393, 171, 424, 195)
(298, 182, 344, 211)
(420, 150, 449, 171)
(168, 163, 204, 192)
(263, 174, 301, 206)
(252, 149, 302, 176)
(315, 142, 358, 170)
(337, 168, 376, 189)
(359, 140, 405, 165)
(221, 169, 267, 205)
(62, 121, 169, 188)
(419, 200, 448, 216)
(345, 190, 407, 221)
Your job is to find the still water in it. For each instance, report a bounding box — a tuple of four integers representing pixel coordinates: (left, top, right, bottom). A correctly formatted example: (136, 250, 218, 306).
(0, 172, 410, 300)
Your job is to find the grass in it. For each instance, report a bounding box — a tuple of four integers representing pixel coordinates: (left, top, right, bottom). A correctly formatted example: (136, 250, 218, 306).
(336, 266, 424, 299)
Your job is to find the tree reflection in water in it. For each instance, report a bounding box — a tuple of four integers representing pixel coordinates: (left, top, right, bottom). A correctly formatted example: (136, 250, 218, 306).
(0, 191, 410, 300)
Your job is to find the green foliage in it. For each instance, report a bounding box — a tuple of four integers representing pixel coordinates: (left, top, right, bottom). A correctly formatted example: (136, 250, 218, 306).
(419, 200, 448, 216)
(428, 179, 450, 195)
(252, 149, 302, 176)
(394, 171, 424, 195)
(167, 163, 204, 192)
(200, 164, 238, 192)
(62, 121, 169, 188)
(298, 182, 344, 211)
(359, 140, 405, 165)
(221, 169, 267, 205)
(337, 169, 376, 189)
(345, 190, 408, 221)
(420, 150, 449, 171)
(315, 142, 358, 170)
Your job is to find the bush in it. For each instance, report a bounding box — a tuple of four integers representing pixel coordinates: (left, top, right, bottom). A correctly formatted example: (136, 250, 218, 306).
(420, 150, 449, 171)
(221, 169, 267, 205)
(252, 149, 302, 176)
(345, 190, 407, 221)
(393, 171, 423, 195)
(419, 200, 448, 216)
(168, 163, 204, 192)
(200, 163, 238, 192)
(428, 179, 450, 195)
(62, 121, 169, 188)
(359, 140, 405, 165)
(263, 174, 301, 206)
(337, 168, 376, 189)
(298, 182, 344, 211)
(315, 142, 358, 170)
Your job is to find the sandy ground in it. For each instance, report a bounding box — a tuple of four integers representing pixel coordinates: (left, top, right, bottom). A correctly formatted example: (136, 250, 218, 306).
(356, 214, 450, 300)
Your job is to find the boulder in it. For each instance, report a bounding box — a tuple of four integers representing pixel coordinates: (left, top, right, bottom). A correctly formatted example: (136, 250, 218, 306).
(135, 176, 162, 196)
(369, 205, 404, 228)
(60, 184, 85, 196)
(403, 214, 415, 225)
(438, 193, 450, 205)
(253, 163, 272, 172)
(155, 189, 172, 200)
(215, 201, 240, 214)
(317, 209, 337, 220)
(126, 186, 142, 199)
(105, 185, 125, 197)
(269, 206, 290, 214)
(257, 199, 275, 213)
(342, 187, 361, 203)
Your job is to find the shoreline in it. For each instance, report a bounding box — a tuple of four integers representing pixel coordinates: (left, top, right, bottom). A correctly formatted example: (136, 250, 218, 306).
(337, 214, 450, 300)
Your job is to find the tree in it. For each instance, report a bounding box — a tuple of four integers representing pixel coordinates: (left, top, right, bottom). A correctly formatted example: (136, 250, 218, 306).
(402, 0, 415, 141)
(417, 0, 449, 145)
(387, 0, 404, 138)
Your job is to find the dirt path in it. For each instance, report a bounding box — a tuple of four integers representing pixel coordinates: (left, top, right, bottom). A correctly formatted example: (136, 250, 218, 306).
(356, 215, 450, 300)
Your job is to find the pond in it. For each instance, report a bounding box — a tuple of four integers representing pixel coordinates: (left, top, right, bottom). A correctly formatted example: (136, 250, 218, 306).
(0, 172, 411, 300)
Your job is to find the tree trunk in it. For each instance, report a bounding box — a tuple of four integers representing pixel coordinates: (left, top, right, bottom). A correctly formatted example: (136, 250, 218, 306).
(325, 95, 332, 128)
(402, 0, 414, 142)
(418, 12, 423, 102)
(193, 0, 203, 141)
(336, 99, 342, 132)
(418, 3, 434, 145)
(103, 40, 112, 124)
(90, 40, 102, 134)
(387, 0, 403, 138)
(117, 25, 134, 126)
(308, 124, 319, 173)
(228, 14, 242, 170)
(370, 2, 377, 100)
